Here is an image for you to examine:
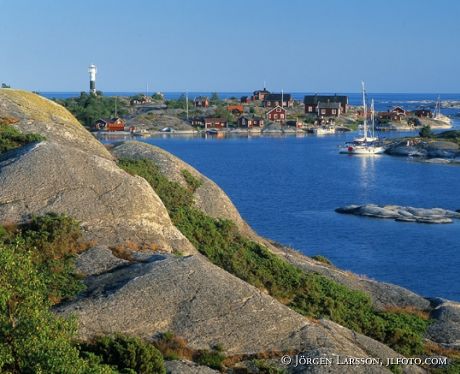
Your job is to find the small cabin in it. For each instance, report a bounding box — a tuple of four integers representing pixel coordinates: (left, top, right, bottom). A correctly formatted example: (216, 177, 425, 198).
(194, 96, 209, 108)
(317, 102, 341, 117)
(238, 116, 264, 128)
(304, 95, 348, 114)
(106, 117, 125, 131)
(413, 109, 433, 118)
(240, 96, 251, 103)
(266, 106, 286, 122)
(391, 106, 406, 115)
(203, 117, 227, 129)
(263, 93, 293, 108)
(378, 112, 404, 122)
(93, 119, 107, 130)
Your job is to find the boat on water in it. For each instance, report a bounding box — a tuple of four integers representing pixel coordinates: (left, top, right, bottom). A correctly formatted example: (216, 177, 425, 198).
(204, 128, 218, 135)
(340, 82, 385, 155)
(313, 126, 336, 135)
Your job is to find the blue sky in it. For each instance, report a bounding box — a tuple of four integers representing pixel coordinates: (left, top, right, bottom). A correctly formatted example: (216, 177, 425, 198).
(1, 0, 459, 93)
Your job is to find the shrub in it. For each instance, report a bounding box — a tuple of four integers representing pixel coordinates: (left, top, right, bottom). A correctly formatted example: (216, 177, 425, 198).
(118, 158, 431, 356)
(0, 242, 113, 373)
(419, 125, 432, 138)
(81, 334, 166, 374)
(193, 349, 225, 370)
(311, 255, 332, 266)
(0, 124, 44, 154)
(2, 213, 86, 303)
(181, 169, 203, 192)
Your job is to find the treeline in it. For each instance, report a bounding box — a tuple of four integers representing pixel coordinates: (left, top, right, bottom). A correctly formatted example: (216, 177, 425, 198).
(54, 92, 128, 127)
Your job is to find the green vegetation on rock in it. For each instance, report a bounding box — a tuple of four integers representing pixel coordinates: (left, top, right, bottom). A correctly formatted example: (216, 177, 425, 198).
(0, 214, 116, 373)
(118, 158, 431, 357)
(0, 123, 44, 154)
(80, 334, 166, 374)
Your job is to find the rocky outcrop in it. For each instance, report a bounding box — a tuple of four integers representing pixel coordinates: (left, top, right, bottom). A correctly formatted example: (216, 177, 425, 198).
(58, 253, 421, 373)
(0, 90, 194, 253)
(111, 141, 256, 238)
(427, 298, 460, 349)
(336, 204, 460, 224)
(386, 139, 459, 159)
(165, 360, 218, 374)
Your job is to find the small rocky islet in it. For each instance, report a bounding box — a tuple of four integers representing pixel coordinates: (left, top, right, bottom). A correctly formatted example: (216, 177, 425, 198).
(336, 204, 460, 224)
(1, 89, 460, 373)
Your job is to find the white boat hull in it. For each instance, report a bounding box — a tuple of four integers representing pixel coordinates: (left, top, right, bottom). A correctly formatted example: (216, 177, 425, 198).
(340, 145, 385, 154)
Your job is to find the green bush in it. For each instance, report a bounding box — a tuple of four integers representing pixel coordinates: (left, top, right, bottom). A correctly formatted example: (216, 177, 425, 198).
(81, 335, 166, 374)
(193, 349, 225, 370)
(419, 125, 432, 138)
(181, 169, 203, 192)
(118, 158, 431, 356)
(0, 242, 114, 373)
(311, 255, 332, 265)
(0, 124, 44, 154)
(2, 213, 86, 304)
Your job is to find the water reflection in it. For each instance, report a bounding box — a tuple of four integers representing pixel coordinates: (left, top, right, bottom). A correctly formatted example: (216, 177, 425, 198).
(358, 155, 381, 200)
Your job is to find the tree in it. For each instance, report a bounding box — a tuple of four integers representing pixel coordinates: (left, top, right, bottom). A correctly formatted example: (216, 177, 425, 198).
(419, 125, 432, 138)
(1, 83, 11, 88)
(210, 92, 220, 105)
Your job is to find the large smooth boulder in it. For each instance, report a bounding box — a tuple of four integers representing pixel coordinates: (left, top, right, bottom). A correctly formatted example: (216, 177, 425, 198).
(427, 299, 460, 349)
(58, 254, 421, 373)
(0, 90, 194, 253)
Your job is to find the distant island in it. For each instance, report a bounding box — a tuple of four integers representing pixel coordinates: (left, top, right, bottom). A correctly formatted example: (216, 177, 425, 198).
(51, 89, 453, 137)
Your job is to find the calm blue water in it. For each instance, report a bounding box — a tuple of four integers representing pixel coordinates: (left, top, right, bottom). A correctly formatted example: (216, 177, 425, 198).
(103, 131, 460, 301)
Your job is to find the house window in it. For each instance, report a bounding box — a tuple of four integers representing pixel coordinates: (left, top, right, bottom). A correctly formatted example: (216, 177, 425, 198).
(280, 114, 284, 119)
(276, 108, 281, 112)
(332, 109, 337, 114)
(321, 109, 326, 115)
(274, 114, 278, 119)
(308, 106, 313, 112)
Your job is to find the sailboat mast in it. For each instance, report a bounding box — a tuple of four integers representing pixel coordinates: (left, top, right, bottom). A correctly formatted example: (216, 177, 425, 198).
(371, 99, 375, 138)
(362, 81, 367, 139)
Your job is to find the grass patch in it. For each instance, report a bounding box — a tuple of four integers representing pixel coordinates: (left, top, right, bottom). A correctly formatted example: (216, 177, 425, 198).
(0, 123, 44, 154)
(118, 158, 432, 356)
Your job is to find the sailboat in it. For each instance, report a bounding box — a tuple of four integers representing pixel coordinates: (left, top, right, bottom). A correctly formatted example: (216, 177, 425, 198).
(340, 82, 385, 154)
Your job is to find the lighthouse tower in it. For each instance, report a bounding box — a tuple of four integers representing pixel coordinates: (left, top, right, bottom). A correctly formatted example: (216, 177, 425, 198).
(88, 64, 97, 94)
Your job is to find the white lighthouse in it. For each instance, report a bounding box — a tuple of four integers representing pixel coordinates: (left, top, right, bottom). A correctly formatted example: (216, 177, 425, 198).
(88, 64, 97, 94)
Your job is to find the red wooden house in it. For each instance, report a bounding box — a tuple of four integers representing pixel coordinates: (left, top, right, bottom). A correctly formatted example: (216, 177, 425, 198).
(304, 95, 348, 114)
(266, 106, 286, 122)
(317, 102, 341, 117)
(238, 115, 264, 128)
(203, 117, 227, 129)
(263, 93, 293, 108)
(106, 117, 125, 131)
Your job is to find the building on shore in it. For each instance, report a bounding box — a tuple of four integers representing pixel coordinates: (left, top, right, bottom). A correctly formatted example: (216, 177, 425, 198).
(317, 101, 342, 117)
(191, 116, 227, 129)
(263, 93, 293, 108)
(413, 109, 433, 118)
(252, 88, 271, 101)
(266, 106, 286, 122)
(238, 115, 264, 128)
(240, 96, 251, 103)
(304, 95, 348, 114)
(194, 96, 209, 108)
(93, 117, 125, 131)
